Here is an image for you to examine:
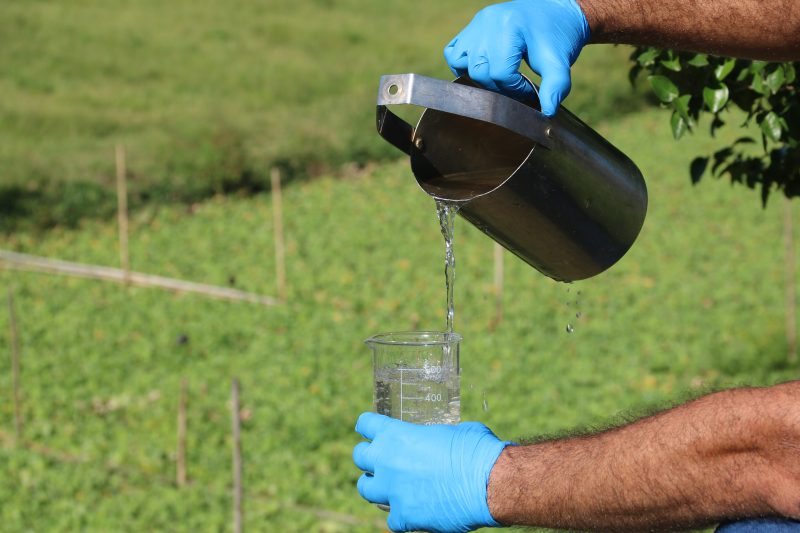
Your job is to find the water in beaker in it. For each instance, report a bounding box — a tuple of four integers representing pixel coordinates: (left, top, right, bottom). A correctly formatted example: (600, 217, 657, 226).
(366, 331, 460, 425)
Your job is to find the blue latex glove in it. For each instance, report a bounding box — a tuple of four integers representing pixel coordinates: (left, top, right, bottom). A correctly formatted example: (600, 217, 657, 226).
(443, 0, 590, 116)
(353, 412, 511, 533)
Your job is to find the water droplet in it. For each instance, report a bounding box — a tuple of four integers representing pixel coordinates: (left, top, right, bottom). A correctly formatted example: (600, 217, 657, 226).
(566, 323, 574, 333)
(482, 391, 489, 412)
(576, 312, 582, 318)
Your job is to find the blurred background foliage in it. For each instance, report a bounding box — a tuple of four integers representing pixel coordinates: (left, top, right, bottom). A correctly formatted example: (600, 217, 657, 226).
(0, 0, 644, 231)
(1, 1, 798, 532)
(631, 48, 800, 204)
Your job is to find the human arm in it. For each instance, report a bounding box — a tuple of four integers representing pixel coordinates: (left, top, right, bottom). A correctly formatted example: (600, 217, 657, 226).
(579, 0, 800, 62)
(488, 381, 800, 531)
(353, 382, 800, 532)
(445, 0, 800, 116)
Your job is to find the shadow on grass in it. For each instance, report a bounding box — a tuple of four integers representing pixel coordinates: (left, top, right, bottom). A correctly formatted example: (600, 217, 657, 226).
(0, 126, 316, 234)
(0, 181, 117, 232)
(0, 83, 656, 234)
(0, 175, 262, 234)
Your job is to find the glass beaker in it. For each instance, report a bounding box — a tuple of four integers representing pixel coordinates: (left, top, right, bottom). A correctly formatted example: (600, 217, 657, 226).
(365, 331, 461, 425)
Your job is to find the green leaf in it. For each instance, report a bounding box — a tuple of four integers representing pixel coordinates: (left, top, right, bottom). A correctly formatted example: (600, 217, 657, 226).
(673, 94, 692, 121)
(690, 157, 709, 184)
(687, 54, 709, 67)
(649, 75, 680, 103)
(749, 61, 768, 74)
(751, 74, 766, 95)
(736, 68, 750, 82)
(660, 57, 682, 72)
(760, 111, 782, 142)
(703, 84, 729, 113)
(714, 59, 736, 81)
(784, 63, 796, 84)
(671, 110, 688, 139)
(636, 48, 660, 66)
(765, 67, 785, 94)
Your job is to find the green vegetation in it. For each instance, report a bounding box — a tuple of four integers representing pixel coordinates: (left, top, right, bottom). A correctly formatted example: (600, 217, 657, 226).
(630, 48, 800, 203)
(1, 104, 798, 530)
(2, 1, 798, 531)
(0, 0, 642, 231)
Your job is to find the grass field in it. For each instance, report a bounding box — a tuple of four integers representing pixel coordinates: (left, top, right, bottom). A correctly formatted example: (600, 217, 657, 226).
(0, 0, 644, 231)
(1, 102, 798, 531)
(2, 0, 798, 531)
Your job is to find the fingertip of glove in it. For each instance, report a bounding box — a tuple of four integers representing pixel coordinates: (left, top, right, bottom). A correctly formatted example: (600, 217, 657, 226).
(539, 92, 562, 117)
(352, 441, 369, 462)
(354, 411, 368, 431)
(541, 105, 557, 117)
(356, 411, 395, 440)
(355, 411, 379, 434)
(356, 471, 368, 494)
(442, 38, 460, 62)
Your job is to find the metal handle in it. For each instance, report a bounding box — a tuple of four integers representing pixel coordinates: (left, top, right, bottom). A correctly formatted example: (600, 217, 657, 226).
(376, 73, 553, 155)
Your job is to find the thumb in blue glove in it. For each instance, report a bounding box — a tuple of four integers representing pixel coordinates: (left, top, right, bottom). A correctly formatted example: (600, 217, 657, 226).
(352, 412, 512, 533)
(443, 0, 590, 116)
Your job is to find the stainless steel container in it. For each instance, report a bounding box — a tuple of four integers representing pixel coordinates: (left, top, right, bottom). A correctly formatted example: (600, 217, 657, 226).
(376, 73, 648, 282)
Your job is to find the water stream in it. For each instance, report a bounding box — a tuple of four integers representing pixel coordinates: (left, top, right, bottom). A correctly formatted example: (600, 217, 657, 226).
(436, 199, 463, 334)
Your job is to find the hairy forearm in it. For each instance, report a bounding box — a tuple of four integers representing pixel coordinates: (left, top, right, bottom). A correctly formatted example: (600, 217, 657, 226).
(487, 382, 800, 531)
(577, 0, 800, 61)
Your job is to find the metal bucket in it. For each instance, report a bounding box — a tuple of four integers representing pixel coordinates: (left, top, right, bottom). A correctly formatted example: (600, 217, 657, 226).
(376, 73, 647, 282)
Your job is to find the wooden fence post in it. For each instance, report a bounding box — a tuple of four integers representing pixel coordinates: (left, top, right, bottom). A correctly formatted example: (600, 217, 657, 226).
(177, 377, 188, 487)
(231, 378, 244, 533)
(489, 243, 504, 330)
(271, 168, 287, 303)
(7, 287, 23, 442)
(115, 144, 131, 283)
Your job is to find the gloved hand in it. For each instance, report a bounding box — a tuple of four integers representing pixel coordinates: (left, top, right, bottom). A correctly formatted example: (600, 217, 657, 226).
(443, 0, 590, 116)
(353, 412, 512, 533)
